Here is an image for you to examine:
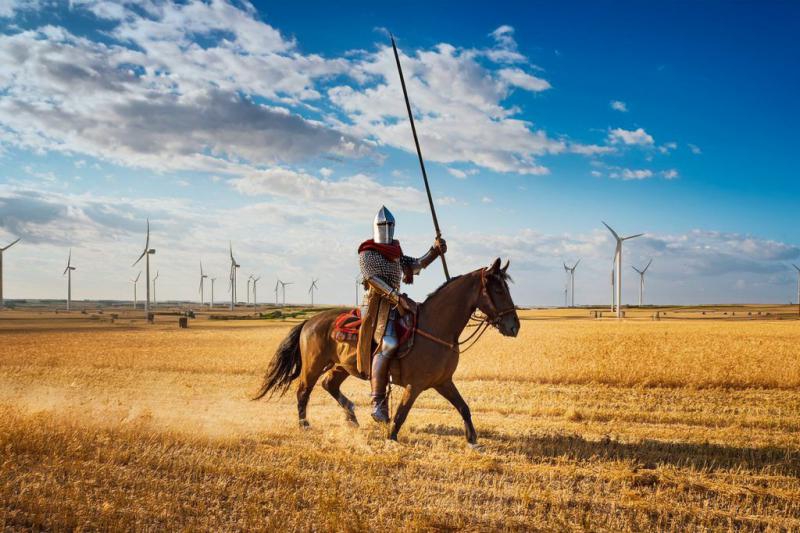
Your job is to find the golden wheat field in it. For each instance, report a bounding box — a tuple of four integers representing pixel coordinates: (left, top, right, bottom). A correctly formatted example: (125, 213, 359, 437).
(2, 307, 800, 531)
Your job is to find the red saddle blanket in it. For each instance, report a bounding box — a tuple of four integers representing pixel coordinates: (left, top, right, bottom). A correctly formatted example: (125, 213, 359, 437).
(332, 307, 415, 347)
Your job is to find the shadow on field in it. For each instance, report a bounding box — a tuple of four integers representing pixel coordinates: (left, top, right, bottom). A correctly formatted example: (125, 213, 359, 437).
(418, 424, 800, 475)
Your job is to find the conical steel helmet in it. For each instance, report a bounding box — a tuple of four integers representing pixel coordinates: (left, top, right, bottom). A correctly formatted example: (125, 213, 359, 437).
(373, 205, 395, 244)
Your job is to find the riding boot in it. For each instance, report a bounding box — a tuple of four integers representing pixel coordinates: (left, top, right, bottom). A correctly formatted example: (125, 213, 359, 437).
(370, 353, 391, 423)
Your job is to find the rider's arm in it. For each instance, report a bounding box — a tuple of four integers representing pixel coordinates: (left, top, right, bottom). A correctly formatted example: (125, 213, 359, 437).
(365, 276, 400, 305)
(401, 238, 447, 280)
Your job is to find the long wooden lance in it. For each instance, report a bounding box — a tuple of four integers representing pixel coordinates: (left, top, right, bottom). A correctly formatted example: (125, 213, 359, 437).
(390, 34, 451, 281)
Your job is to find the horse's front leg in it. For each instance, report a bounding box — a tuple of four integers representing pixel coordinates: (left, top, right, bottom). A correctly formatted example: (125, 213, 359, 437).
(388, 384, 420, 441)
(434, 380, 478, 447)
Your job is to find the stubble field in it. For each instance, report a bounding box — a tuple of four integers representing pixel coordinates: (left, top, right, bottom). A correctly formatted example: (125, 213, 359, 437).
(1, 306, 799, 531)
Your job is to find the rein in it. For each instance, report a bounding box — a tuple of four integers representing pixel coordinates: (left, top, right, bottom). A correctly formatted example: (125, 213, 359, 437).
(415, 268, 515, 353)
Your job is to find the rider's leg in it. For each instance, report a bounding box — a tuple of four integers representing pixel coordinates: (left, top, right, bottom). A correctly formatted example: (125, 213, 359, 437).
(371, 312, 398, 423)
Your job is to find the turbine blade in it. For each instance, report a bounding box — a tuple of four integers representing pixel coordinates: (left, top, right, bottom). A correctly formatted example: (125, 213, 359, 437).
(132, 249, 146, 267)
(145, 218, 150, 250)
(135, 271, 141, 282)
(644, 258, 653, 272)
(1, 237, 21, 251)
(623, 233, 645, 240)
(601, 221, 620, 241)
(574, 259, 581, 269)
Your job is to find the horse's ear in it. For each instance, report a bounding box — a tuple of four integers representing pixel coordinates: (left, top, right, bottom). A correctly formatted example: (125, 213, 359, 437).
(501, 259, 510, 273)
(489, 257, 501, 273)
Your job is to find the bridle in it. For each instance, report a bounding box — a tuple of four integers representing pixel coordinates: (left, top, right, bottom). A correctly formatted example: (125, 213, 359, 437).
(415, 267, 516, 353)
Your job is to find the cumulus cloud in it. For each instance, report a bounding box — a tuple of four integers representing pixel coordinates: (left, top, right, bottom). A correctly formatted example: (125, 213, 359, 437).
(610, 100, 627, 112)
(610, 168, 654, 180)
(688, 143, 702, 154)
(661, 169, 679, 179)
(608, 127, 655, 146)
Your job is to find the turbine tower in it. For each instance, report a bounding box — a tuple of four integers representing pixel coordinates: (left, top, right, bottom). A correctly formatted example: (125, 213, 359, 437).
(130, 271, 141, 309)
(280, 280, 293, 306)
(308, 278, 319, 306)
(210, 277, 216, 308)
(63, 249, 76, 311)
(0, 237, 20, 308)
(247, 275, 254, 306)
(152, 270, 160, 309)
(563, 259, 580, 307)
(603, 222, 644, 318)
(132, 219, 155, 317)
(274, 280, 280, 305)
(199, 261, 208, 305)
(228, 242, 240, 311)
(252, 276, 261, 310)
(793, 264, 800, 316)
(631, 259, 653, 307)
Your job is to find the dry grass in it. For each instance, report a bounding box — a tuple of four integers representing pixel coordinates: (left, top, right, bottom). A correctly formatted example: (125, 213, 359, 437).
(1, 308, 800, 531)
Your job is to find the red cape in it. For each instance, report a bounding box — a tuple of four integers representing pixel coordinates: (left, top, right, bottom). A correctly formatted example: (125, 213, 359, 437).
(358, 239, 403, 261)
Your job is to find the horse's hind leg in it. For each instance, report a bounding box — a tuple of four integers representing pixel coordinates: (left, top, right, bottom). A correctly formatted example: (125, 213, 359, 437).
(321, 367, 358, 426)
(434, 380, 478, 447)
(296, 357, 328, 429)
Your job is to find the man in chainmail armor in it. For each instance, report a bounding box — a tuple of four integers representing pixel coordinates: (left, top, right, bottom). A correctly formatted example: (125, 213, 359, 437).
(357, 205, 446, 423)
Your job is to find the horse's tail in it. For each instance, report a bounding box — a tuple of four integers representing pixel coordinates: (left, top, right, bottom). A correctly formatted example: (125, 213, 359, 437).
(252, 321, 306, 400)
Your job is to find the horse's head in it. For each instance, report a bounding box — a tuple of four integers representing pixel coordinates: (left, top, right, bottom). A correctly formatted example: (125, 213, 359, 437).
(477, 258, 520, 337)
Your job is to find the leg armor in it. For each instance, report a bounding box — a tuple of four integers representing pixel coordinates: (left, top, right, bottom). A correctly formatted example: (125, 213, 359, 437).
(371, 310, 399, 423)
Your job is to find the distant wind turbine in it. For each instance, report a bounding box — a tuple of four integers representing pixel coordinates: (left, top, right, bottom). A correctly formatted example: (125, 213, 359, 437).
(132, 219, 155, 317)
(228, 242, 240, 310)
(279, 280, 293, 306)
(603, 222, 644, 318)
(199, 261, 208, 305)
(308, 278, 319, 306)
(274, 280, 280, 305)
(252, 276, 261, 310)
(63, 249, 76, 311)
(632, 259, 653, 306)
(793, 264, 800, 316)
(210, 277, 216, 308)
(563, 259, 580, 307)
(130, 271, 142, 309)
(153, 270, 160, 309)
(247, 275, 254, 306)
(0, 237, 20, 308)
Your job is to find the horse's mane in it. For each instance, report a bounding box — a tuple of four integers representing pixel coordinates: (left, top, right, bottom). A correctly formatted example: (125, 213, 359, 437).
(426, 274, 465, 300)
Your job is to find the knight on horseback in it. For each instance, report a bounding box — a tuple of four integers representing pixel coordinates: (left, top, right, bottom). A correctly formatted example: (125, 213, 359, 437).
(358, 205, 447, 423)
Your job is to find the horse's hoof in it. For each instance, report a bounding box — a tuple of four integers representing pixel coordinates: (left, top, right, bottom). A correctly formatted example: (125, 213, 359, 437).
(345, 416, 359, 428)
(298, 419, 310, 429)
(468, 442, 484, 452)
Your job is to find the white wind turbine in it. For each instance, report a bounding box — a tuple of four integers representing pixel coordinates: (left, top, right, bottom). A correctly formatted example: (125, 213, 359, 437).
(210, 277, 216, 308)
(252, 276, 261, 310)
(63, 249, 76, 311)
(130, 271, 142, 309)
(631, 259, 653, 307)
(0, 237, 20, 308)
(199, 261, 208, 305)
(603, 222, 644, 318)
(308, 278, 319, 306)
(274, 280, 280, 305)
(132, 219, 155, 317)
(247, 275, 254, 306)
(152, 270, 160, 309)
(280, 280, 293, 306)
(228, 242, 240, 310)
(792, 264, 800, 314)
(563, 259, 580, 308)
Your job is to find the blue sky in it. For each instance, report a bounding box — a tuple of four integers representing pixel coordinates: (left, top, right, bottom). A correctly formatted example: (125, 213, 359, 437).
(0, 0, 798, 306)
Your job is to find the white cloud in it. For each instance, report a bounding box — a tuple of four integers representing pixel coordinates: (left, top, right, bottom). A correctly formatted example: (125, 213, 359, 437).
(610, 100, 627, 112)
(590, 170, 602, 177)
(481, 196, 493, 203)
(447, 167, 467, 179)
(436, 196, 457, 206)
(319, 167, 333, 178)
(661, 169, 679, 179)
(608, 127, 655, 146)
(658, 141, 677, 154)
(0, 0, 39, 17)
(609, 168, 654, 180)
(689, 143, 702, 154)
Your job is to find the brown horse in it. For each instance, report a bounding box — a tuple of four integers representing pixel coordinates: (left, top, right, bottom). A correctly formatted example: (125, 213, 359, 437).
(253, 258, 520, 444)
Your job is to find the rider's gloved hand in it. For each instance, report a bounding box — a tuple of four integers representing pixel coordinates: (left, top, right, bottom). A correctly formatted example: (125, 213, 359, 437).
(434, 237, 447, 255)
